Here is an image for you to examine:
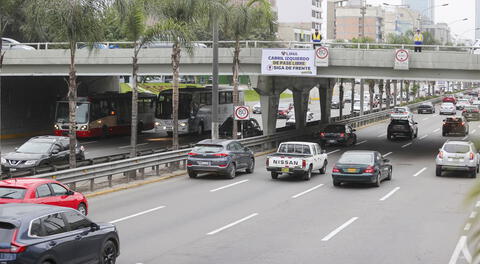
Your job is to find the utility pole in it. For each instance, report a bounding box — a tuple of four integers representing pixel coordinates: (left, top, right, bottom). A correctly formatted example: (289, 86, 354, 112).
(360, 0, 366, 38)
(211, 19, 219, 140)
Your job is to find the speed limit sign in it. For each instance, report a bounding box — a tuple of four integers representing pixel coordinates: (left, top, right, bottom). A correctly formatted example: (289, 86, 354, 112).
(234, 106, 250, 120)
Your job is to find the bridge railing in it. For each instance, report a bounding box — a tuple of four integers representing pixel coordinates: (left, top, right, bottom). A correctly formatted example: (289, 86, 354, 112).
(2, 41, 477, 53)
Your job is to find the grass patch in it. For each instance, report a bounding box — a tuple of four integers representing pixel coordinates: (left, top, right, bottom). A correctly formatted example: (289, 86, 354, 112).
(244, 89, 293, 102)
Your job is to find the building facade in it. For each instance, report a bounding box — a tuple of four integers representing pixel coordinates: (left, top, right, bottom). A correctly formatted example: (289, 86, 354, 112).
(383, 6, 421, 36)
(477, 0, 480, 39)
(423, 23, 451, 45)
(275, 0, 324, 42)
(401, 0, 434, 24)
(334, 5, 384, 42)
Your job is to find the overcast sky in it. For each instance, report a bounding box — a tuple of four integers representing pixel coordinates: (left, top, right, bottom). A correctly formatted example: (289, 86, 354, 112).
(368, 0, 476, 40)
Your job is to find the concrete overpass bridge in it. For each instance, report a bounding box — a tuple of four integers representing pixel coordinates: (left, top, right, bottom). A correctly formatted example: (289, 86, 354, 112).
(1, 42, 480, 136)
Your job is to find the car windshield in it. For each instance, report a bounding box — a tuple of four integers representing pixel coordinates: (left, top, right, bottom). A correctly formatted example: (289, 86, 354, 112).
(278, 144, 311, 154)
(56, 102, 89, 124)
(393, 108, 408, 113)
(443, 144, 470, 153)
(338, 153, 374, 164)
(445, 118, 462, 123)
(192, 145, 224, 153)
(325, 125, 345, 133)
(16, 141, 53, 154)
(0, 187, 26, 199)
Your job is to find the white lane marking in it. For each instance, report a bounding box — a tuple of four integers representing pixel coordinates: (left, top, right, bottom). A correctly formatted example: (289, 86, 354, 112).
(423, 117, 429, 121)
(472, 129, 477, 134)
(377, 133, 387, 138)
(476, 200, 480, 208)
(321, 217, 359, 242)
(327, 149, 340, 155)
(401, 142, 412, 148)
(462, 135, 468, 140)
(383, 152, 393, 157)
(206, 213, 258, 235)
(413, 167, 427, 177)
(118, 143, 149, 149)
(355, 140, 367, 146)
(419, 135, 428, 140)
(433, 128, 440, 133)
(210, 180, 249, 192)
(448, 236, 472, 264)
(464, 223, 472, 231)
(379, 187, 400, 201)
(470, 212, 477, 219)
(292, 184, 324, 199)
(109, 206, 166, 224)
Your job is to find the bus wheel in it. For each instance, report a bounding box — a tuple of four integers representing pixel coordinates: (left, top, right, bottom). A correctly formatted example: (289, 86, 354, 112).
(102, 126, 109, 138)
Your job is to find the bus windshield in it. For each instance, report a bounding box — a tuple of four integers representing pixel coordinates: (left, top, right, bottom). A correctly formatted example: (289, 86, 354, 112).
(56, 102, 89, 124)
(156, 93, 192, 119)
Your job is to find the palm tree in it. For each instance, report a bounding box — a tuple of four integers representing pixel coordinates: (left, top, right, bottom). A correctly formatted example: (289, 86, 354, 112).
(378, 80, 384, 111)
(222, 0, 274, 139)
(367, 80, 376, 112)
(25, 0, 108, 168)
(385, 80, 391, 109)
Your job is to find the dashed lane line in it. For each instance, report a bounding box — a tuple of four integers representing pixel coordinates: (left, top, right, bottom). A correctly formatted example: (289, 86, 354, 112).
(433, 128, 441, 133)
(383, 152, 393, 157)
(292, 184, 324, 199)
(355, 140, 367, 146)
(377, 133, 387, 138)
(401, 142, 412, 148)
(413, 167, 427, 177)
(422, 117, 429, 121)
(109, 206, 166, 224)
(321, 217, 359, 242)
(327, 149, 340, 155)
(379, 187, 400, 201)
(419, 135, 428, 140)
(462, 135, 469, 140)
(206, 213, 258, 235)
(210, 180, 249, 192)
(472, 129, 477, 134)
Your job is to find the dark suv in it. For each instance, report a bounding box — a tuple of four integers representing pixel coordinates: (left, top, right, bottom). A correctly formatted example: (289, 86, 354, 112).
(319, 124, 357, 146)
(219, 117, 263, 138)
(0, 203, 119, 264)
(1, 136, 85, 173)
(443, 116, 469, 136)
(387, 119, 418, 140)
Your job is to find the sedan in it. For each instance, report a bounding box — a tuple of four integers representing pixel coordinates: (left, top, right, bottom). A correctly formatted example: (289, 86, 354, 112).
(439, 102, 456, 115)
(319, 124, 357, 146)
(252, 103, 261, 114)
(0, 204, 119, 264)
(462, 106, 480, 121)
(187, 139, 255, 179)
(417, 102, 435, 114)
(332, 150, 392, 187)
(0, 178, 88, 215)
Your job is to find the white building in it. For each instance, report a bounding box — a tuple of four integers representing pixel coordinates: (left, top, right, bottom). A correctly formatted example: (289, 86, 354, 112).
(276, 0, 325, 42)
(477, 0, 480, 39)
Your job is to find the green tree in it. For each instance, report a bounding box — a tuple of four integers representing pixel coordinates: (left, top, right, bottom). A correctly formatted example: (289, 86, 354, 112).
(222, 0, 275, 138)
(25, 0, 108, 168)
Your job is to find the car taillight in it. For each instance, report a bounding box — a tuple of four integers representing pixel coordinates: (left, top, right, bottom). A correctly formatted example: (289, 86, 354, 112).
(463, 110, 467, 113)
(218, 164, 228, 167)
(461, 122, 465, 126)
(187, 152, 198, 156)
(187, 163, 192, 166)
(0, 229, 27, 253)
(470, 152, 475, 160)
(332, 167, 340, 173)
(438, 151, 444, 159)
(363, 166, 375, 173)
(339, 133, 345, 137)
(320, 132, 325, 137)
(302, 160, 306, 168)
(213, 153, 229, 157)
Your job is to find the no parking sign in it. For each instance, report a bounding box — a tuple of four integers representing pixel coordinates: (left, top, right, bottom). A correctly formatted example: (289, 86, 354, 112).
(394, 49, 409, 70)
(234, 106, 250, 120)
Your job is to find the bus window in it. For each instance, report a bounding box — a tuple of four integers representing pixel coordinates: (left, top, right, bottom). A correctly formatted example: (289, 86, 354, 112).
(219, 92, 226, 104)
(156, 93, 192, 119)
(226, 92, 233, 104)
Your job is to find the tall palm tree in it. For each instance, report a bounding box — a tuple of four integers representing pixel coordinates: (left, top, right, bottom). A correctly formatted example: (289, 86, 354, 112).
(25, 0, 108, 168)
(222, 0, 274, 138)
(378, 79, 384, 111)
(385, 80, 391, 109)
(367, 80, 376, 112)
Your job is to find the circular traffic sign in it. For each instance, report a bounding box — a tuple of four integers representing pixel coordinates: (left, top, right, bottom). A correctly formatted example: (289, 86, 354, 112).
(316, 47, 329, 60)
(395, 49, 409, 62)
(234, 106, 249, 120)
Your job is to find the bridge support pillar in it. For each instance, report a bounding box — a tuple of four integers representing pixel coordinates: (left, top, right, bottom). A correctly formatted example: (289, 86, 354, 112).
(319, 78, 335, 124)
(260, 94, 280, 136)
(292, 89, 310, 130)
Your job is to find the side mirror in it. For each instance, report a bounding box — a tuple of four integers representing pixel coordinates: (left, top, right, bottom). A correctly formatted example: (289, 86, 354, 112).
(321, 149, 326, 154)
(90, 222, 100, 232)
(414, 122, 418, 125)
(51, 150, 59, 155)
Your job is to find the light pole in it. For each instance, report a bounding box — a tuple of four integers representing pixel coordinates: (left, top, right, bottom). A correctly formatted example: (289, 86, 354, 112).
(419, 3, 449, 29)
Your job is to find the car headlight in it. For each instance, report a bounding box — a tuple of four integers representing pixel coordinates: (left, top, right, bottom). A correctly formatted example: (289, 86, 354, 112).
(79, 125, 88, 131)
(24, 160, 38, 166)
(54, 124, 59, 130)
(1, 158, 6, 164)
(155, 122, 160, 126)
(180, 122, 187, 127)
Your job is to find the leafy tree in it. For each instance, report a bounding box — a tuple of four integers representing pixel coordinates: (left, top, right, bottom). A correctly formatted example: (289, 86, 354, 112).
(25, 0, 108, 168)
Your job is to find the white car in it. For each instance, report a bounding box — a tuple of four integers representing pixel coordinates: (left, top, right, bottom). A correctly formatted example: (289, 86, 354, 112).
(390, 106, 413, 120)
(353, 102, 370, 113)
(266, 142, 328, 181)
(286, 111, 314, 126)
(1, 37, 35, 50)
(456, 99, 471, 110)
(439, 102, 456, 115)
(252, 103, 261, 114)
(436, 141, 479, 178)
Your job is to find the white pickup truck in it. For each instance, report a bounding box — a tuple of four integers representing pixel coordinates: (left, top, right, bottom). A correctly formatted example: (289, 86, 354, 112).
(266, 142, 328, 181)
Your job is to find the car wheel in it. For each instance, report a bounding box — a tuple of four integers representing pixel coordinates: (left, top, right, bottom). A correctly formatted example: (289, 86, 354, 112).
(100, 240, 118, 264)
(333, 179, 341, 187)
(387, 133, 392, 141)
(320, 161, 327, 174)
(373, 174, 381, 187)
(436, 165, 442, 177)
(386, 168, 392, 181)
(352, 136, 357, 145)
(271, 171, 278, 179)
(167, 131, 173, 137)
(188, 170, 197, 178)
(471, 169, 477, 178)
(227, 163, 236, 179)
(442, 131, 446, 136)
(246, 159, 255, 174)
(303, 166, 312, 181)
(77, 203, 87, 215)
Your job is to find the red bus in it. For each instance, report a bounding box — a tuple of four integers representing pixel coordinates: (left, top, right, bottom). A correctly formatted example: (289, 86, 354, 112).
(54, 92, 156, 138)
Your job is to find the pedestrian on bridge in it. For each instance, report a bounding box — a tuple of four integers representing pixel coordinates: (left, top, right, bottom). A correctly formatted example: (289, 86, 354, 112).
(312, 29, 322, 48)
(413, 29, 424, 53)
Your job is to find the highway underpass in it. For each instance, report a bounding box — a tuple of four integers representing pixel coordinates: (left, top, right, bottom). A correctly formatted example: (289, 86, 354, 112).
(84, 105, 477, 264)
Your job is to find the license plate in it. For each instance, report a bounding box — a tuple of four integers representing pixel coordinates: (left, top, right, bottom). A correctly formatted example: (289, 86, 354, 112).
(281, 168, 290, 173)
(198, 161, 210, 166)
(328, 140, 336, 143)
(347, 168, 357, 173)
(10, 168, 16, 172)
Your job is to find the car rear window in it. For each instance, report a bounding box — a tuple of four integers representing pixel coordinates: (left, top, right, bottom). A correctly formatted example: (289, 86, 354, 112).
(324, 125, 345, 133)
(444, 144, 470, 153)
(278, 144, 311, 154)
(393, 108, 407, 113)
(445, 118, 462, 123)
(338, 153, 374, 164)
(0, 187, 26, 199)
(418, 105, 431, 108)
(192, 145, 224, 153)
(390, 120, 409, 125)
(0, 222, 15, 244)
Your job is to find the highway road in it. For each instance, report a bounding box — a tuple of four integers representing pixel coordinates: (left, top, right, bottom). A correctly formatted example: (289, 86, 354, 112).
(85, 106, 479, 264)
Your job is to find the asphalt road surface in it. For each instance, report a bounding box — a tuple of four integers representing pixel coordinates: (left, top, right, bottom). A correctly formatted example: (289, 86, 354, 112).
(86, 106, 479, 264)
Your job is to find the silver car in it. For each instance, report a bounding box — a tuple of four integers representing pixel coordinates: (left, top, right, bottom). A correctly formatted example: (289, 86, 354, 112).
(435, 141, 479, 178)
(439, 102, 456, 115)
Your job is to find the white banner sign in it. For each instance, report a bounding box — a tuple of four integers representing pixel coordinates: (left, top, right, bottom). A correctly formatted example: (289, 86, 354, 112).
(261, 49, 316, 76)
(315, 46, 329, 67)
(394, 49, 409, 70)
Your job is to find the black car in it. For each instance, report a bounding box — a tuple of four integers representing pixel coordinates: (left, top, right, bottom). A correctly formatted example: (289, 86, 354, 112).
(332, 150, 392, 187)
(1, 136, 85, 173)
(462, 106, 480, 121)
(187, 139, 255, 179)
(319, 124, 357, 146)
(0, 203, 119, 264)
(387, 119, 418, 140)
(219, 117, 263, 138)
(417, 102, 435, 114)
(443, 116, 469, 136)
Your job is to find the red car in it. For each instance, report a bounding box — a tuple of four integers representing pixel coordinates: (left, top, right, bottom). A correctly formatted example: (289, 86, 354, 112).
(0, 178, 88, 215)
(443, 96, 456, 104)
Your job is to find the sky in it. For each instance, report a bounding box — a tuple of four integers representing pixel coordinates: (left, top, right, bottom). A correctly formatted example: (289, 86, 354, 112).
(368, 0, 476, 40)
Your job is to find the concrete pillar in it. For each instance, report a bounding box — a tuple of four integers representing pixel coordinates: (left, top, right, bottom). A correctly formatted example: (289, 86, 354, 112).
(350, 79, 355, 115)
(292, 89, 310, 130)
(393, 80, 398, 106)
(319, 78, 335, 124)
(260, 94, 280, 136)
(400, 81, 404, 105)
(360, 79, 365, 115)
